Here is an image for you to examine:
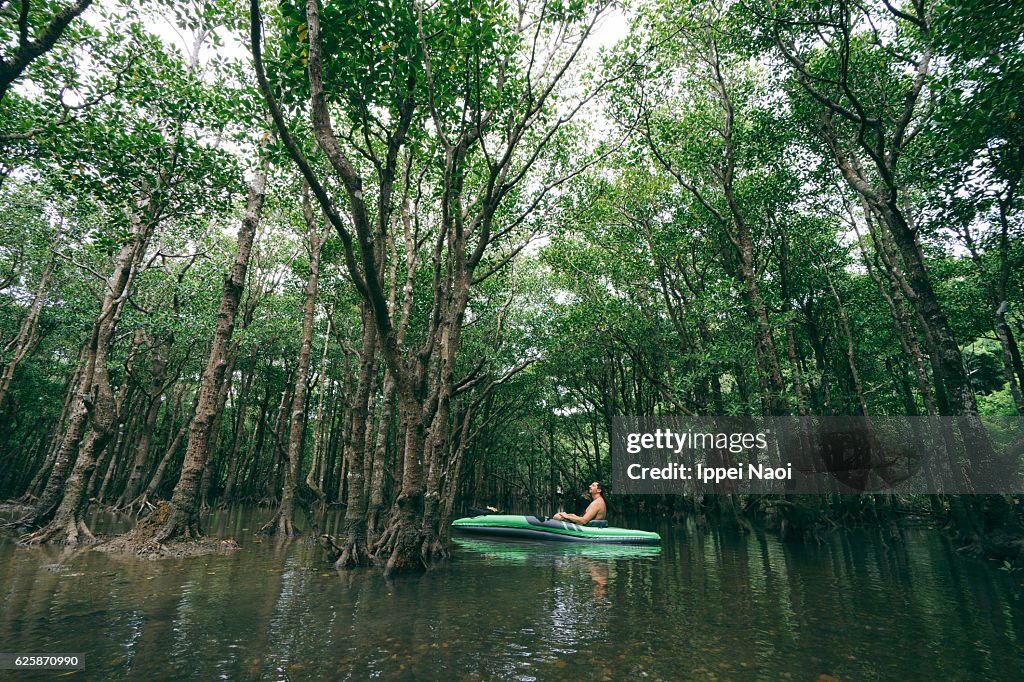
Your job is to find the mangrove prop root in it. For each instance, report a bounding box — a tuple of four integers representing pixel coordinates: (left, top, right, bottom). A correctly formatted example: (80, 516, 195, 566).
(120, 494, 157, 517)
(15, 501, 59, 534)
(377, 523, 430, 576)
(333, 537, 373, 569)
(423, 538, 448, 563)
(20, 517, 96, 546)
(257, 511, 300, 537)
(317, 534, 343, 563)
(118, 502, 200, 548)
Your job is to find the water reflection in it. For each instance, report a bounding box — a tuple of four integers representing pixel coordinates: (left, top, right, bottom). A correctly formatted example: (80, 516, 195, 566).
(0, 508, 1021, 680)
(588, 561, 608, 602)
(450, 537, 662, 562)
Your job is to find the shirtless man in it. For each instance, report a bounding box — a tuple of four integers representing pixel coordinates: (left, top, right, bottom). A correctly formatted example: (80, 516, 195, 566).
(552, 481, 606, 525)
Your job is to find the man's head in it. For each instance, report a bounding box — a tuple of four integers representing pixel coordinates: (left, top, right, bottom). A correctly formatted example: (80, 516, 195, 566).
(589, 481, 602, 496)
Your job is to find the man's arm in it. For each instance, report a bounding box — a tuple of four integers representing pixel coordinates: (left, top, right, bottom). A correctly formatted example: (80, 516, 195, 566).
(578, 500, 601, 524)
(560, 500, 601, 525)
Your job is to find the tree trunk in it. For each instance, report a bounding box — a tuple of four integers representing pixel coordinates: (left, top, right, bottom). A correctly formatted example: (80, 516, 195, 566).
(221, 354, 256, 505)
(21, 348, 83, 500)
(821, 262, 868, 416)
(131, 388, 193, 511)
(994, 197, 1024, 412)
(20, 209, 154, 543)
(118, 346, 171, 506)
(853, 214, 937, 415)
(333, 307, 377, 565)
(876, 203, 996, 469)
(779, 233, 809, 415)
(263, 196, 326, 537)
(374, 406, 428, 576)
(198, 353, 235, 511)
(365, 371, 396, 537)
(0, 254, 55, 411)
(139, 160, 267, 544)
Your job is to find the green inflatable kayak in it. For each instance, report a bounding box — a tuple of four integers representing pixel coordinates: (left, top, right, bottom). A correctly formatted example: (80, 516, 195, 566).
(452, 514, 660, 544)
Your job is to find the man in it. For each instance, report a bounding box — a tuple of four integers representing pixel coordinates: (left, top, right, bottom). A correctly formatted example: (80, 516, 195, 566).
(552, 481, 606, 525)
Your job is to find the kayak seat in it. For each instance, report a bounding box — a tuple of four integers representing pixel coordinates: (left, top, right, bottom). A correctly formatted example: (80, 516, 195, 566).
(588, 520, 608, 528)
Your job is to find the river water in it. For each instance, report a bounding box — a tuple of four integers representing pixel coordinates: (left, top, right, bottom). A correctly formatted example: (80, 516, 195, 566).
(1, 507, 1022, 680)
